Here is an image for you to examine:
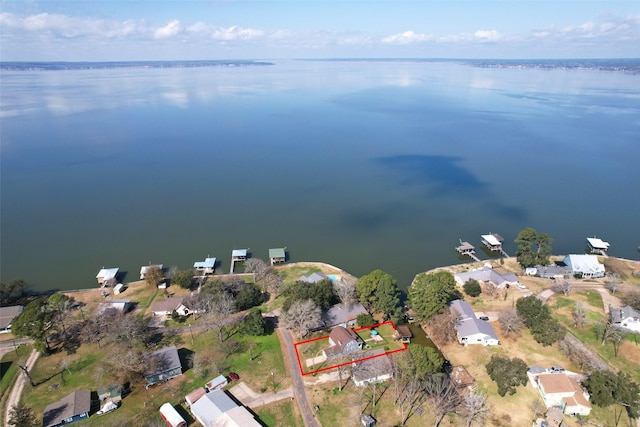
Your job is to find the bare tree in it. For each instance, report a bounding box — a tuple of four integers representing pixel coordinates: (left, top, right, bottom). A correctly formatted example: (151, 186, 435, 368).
(424, 374, 461, 427)
(262, 272, 283, 298)
(333, 278, 357, 307)
(245, 258, 271, 280)
(280, 299, 321, 338)
(427, 311, 458, 345)
(204, 292, 236, 344)
(597, 320, 617, 345)
(572, 302, 588, 328)
(498, 310, 524, 339)
(530, 399, 545, 419)
(144, 266, 164, 287)
(604, 273, 622, 295)
(462, 390, 492, 427)
(104, 347, 148, 383)
(552, 278, 572, 296)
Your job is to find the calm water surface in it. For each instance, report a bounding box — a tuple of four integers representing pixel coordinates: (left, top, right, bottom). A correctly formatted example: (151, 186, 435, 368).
(2, 60, 639, 292)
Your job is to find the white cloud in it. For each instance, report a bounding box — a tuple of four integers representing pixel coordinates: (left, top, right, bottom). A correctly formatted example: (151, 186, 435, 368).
(211, 26, 264, 41)
(382, 31, 433, 45)
(154, 20, 181, 39)
(474, 30, 500, 42)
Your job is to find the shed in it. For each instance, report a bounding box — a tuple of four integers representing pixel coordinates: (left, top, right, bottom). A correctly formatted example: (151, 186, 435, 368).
(185, 387, 206, 407)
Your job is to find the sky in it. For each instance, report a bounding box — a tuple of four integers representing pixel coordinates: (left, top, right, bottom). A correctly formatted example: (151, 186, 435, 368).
(1, 1, 639, 61)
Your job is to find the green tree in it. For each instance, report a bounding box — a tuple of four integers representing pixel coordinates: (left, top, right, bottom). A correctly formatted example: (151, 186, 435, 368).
(585, 371, 640, 419)
(242, 308, 267, 336)
(408, 344, 444, 376)
(171, 269, 194, 290)
(356, 313, 375, 327)
(515, 227, 553, 268)
(12, 299, 54, 352)
(530, 318, 565, 346)
(463, 279, 482, 297)
(356, 270, 400, 319)
(235, 283, 264, 311)
(408, 271, 461, 322)
(283, 279, 335, 312)
(1, 279, 27, 306)
(485, 355, 528, 396)
(8, 402, 38, 427)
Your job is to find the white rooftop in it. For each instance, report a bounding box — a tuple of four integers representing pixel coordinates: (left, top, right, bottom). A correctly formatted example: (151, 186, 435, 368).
(481, 234, 501, 246)
(232, 249, 247, 257)
(194, 257, 216, 268)
(586, 237, 610, 250)
(96, 268, 118, 279)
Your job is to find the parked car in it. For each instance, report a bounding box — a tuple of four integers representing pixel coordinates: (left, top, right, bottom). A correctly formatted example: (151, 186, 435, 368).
(229, 372, 239, 381)
(479, 316, 489, 321)
(517, 283, 527, 289)
(549, 366, 565, 373)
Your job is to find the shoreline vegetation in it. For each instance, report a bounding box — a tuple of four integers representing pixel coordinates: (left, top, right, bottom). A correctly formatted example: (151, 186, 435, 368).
(2, 256, 639, 427)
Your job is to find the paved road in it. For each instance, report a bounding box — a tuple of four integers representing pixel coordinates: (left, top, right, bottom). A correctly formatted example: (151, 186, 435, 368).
(4, 348, 39, 427)
(277, 328, 321, 427)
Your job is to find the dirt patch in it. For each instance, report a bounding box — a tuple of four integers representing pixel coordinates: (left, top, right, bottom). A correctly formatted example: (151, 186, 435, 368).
(603, 257, 640, 284)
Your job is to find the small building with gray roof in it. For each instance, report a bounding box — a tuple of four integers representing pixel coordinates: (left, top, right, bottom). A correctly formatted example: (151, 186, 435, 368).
(450, 299, 499, 346)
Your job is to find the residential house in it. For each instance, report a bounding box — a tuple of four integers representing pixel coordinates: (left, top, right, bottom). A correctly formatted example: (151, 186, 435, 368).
(97, 300, 133, 316)
(140, 264, 163, 280)
(150, 297, 188, 316)
(185, 387, 207, 407)
(0, 305, 23, 332)
(529, 264, 572, 279)
(298, 272, 328, 283)
(322, 302, 368, 329)
(190, 389, 261, 427)
(96, 268, 119, 286)
(450, 300, 500, 346)
(43, 390, 92, 427)
(611, 305, 640, 333)
(454, 267, 520, 289)
(323, 326, 363, 359)
(351, 349, 393, 386)
(269, 248, 286, 265)
(145, 346, 183, 386)
(535, 372, 592, 416)
(194, 257, 216, 275)
(564, 254, 605, 278)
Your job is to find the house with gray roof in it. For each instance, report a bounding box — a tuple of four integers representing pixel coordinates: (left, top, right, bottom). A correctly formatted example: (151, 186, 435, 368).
(322, 302, 368, 329)
(145, 346, 182, 386)
(454, 267, 519, 289)
(323, 326, 363, 359)
(0, 305, 23, 332)
(450, 299, 499, 346)
(351, 349, 393, 386)
(43, 390, 92, 427)
(611, 305, 640, 333)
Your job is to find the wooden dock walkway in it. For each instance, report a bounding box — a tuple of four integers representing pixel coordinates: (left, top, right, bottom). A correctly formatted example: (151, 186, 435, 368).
(456, 240, 482, 262)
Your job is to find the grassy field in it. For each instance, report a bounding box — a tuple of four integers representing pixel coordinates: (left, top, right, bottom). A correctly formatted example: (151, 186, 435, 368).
(0, 344, 32, 420)
(255, 399, 304, 427)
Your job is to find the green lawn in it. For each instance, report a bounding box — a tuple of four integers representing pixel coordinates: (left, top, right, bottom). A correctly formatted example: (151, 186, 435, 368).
(256, 400, 304, 427)
(0, 344, 32, 418)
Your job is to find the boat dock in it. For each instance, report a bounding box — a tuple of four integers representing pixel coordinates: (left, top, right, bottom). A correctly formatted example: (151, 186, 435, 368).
(455, 240, 482, 262)
(481, 233, 509, 258)
(230, 249, 248, 273)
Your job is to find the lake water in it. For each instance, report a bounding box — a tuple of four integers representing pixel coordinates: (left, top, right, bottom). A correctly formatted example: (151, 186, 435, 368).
(1, 59, 639, 293)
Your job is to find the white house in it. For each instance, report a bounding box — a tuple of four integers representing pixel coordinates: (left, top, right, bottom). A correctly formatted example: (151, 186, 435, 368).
(454, 267, 520, 289)
(351, 349, 393, 387)
(150, 297, 185, 316)
(535, 373, 591, 416)
(611, 306, 640, 333)
(564, 254, 605, 278)
(450, 300, 499, 346)
(190, 389, 261, 427)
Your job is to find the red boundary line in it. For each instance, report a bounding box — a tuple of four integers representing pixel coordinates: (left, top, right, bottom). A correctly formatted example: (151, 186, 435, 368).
(293, 320, 408, 376)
